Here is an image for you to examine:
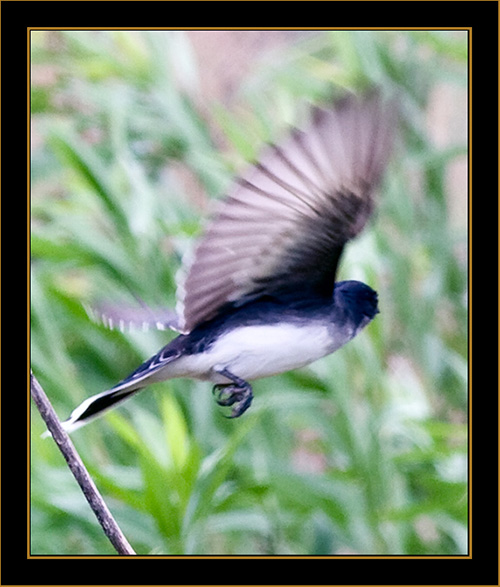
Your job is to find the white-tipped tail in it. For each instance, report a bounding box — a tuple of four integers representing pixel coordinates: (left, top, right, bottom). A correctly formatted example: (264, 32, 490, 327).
(60, 387, 142, 433)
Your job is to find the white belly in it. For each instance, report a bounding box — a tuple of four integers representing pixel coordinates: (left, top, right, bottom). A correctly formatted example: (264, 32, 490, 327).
(164, 322, 343, 383)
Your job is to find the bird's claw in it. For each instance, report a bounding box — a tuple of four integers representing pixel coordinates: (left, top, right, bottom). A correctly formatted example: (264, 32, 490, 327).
(212, 383, 253, 418)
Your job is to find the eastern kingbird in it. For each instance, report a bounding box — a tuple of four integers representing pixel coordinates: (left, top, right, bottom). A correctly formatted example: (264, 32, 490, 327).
(63, 91, 396, 432)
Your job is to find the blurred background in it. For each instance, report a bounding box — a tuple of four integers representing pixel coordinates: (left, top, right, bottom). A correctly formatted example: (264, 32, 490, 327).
(30, 29, 468, 555)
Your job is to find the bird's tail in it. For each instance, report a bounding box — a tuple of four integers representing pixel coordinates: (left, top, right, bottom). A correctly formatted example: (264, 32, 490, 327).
(53, 336, 183, 435)
(60, 385, 143, 434)
(56, 343, 183, 434)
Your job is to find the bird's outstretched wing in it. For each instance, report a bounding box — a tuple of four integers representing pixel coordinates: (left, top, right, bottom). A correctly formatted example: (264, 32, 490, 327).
(178, 92, 396, 333)
(84, 301, 182, 332)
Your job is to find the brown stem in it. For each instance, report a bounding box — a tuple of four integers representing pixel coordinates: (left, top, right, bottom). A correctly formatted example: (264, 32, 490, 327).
(30, 371, 136, 555)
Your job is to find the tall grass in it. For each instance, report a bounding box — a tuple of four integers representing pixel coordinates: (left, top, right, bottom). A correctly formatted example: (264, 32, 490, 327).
(30, 30, 468, 555)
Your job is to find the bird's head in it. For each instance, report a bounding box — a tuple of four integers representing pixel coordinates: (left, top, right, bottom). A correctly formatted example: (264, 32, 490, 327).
(333, 280, 379, 334)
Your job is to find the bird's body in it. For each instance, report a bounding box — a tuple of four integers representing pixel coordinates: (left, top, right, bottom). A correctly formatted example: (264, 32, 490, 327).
(122, 282, 376, 384)
(63, 92, 396, 432)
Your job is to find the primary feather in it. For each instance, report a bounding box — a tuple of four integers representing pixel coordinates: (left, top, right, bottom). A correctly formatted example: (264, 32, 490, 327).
(178, 92, 396, 332)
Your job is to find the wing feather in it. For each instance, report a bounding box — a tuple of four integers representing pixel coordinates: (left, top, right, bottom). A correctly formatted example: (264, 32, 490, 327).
(178, 92, 396, 332)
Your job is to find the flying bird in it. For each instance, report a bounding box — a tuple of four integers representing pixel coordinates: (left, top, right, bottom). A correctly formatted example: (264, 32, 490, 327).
(63, 91, 396, 433)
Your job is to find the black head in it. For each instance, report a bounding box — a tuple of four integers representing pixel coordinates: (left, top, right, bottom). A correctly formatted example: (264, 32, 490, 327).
(333, 280, 379, 331)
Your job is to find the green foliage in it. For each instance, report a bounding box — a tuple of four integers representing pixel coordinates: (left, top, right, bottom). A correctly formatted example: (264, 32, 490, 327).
(30, 30, 468, 555)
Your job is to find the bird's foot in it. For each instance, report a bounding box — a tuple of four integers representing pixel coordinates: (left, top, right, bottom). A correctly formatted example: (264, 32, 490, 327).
(212, 368, 253, 418)
(213, 383, 253, 418)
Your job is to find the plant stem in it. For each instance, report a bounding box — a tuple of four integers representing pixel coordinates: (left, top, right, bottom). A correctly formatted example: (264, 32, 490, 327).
(30, 371, 136, 555)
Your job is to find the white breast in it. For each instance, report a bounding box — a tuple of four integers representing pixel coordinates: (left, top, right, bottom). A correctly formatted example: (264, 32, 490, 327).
(164, 322, 346, 383)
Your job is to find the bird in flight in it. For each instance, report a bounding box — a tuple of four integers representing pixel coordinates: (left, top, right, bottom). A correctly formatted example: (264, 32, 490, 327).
(63, 91, 396, 433)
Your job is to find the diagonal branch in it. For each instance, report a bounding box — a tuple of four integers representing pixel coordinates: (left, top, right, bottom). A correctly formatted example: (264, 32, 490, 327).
(30, 371, 136, 556)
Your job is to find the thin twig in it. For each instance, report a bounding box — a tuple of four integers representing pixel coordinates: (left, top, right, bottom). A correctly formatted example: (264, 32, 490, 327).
(30, 371, 136, 555)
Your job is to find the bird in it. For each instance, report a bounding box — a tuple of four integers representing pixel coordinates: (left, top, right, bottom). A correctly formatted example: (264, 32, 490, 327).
(63, 90, 397, 433)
